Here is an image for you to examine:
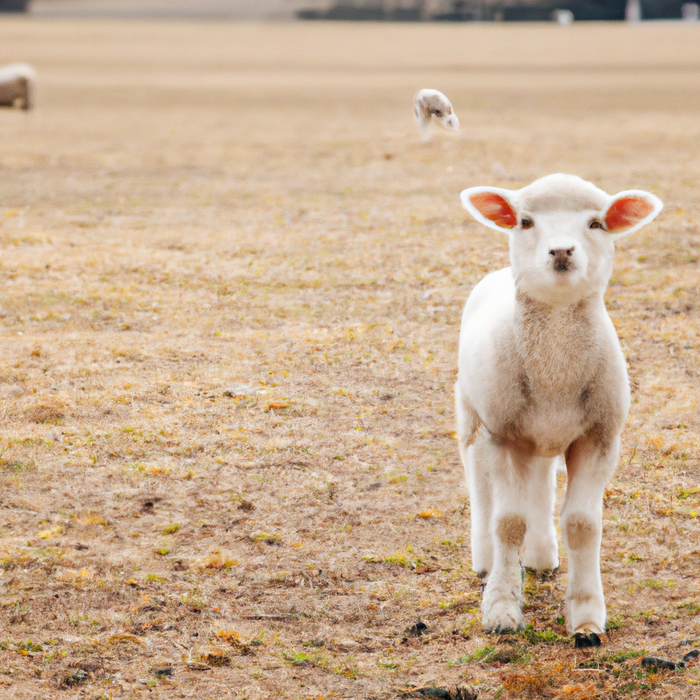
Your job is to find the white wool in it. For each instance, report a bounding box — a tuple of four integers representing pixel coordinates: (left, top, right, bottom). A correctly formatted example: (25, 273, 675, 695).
(455, 173, 662, 635)
(413, 88, 459, 133)
(0, 63, 36, 111)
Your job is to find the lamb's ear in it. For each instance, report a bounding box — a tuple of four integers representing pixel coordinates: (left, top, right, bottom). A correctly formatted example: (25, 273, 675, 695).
(460, 186, 518, 233)
(604, 190, 663, 236)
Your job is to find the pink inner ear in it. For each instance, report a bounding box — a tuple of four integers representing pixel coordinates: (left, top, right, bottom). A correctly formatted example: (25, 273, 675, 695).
(470, 192, 517, 229)
(605, 197, 654, 233)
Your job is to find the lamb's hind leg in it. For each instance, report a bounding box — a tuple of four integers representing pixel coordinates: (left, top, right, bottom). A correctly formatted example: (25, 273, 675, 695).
(455, 384, 491, 575)
(561, 435, 618, 636)
(480, 439, 527, 632)
(521, 457, 559, 571)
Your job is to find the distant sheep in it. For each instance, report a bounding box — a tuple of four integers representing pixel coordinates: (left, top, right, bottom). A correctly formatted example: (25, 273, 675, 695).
(456, 174, 663, 637)
(0, 63, 36, 110)
(414, 89, 459, 133)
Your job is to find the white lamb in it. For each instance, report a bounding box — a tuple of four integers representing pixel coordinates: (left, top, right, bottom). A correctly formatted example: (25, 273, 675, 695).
(414, 89, 459, 133)
(455, 173, 662, 637)
(0, 63, 36, 111)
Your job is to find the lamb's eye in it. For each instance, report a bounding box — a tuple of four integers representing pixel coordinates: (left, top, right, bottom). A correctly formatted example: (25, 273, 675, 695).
(589, 220, 604, 230)
(521, 218, 533, 229)
(434, 110, 443, 118)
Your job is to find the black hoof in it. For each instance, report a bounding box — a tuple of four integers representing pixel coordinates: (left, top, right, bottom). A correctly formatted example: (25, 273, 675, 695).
(574, 632, 601, 648)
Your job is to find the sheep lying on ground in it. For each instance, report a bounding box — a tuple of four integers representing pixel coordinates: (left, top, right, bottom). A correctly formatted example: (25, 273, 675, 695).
(456, 174, 663, 636)
(0, 64, 36, 110)
(414, 89, 459, 133)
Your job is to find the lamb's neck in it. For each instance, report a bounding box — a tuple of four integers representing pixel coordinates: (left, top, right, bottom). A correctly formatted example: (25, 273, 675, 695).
(513, 290, 604, 388)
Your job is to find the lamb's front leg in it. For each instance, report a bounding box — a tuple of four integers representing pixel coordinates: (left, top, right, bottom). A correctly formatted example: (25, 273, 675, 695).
(463, 438, 493, 575)
(481, 441, 527, 632)
(561, 435, 619, 636)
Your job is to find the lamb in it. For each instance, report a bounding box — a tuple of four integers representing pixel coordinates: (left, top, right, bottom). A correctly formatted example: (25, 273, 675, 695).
(414, 89, 459, 133)
(455, 173, 663, 637)
(0, 63, 36, 110)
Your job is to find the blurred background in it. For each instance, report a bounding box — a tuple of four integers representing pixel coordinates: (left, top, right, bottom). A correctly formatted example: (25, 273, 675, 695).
(0, 0, 697, 21)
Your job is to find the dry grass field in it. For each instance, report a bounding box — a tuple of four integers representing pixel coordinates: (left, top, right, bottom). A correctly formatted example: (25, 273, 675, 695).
(0, 17, 699, 699)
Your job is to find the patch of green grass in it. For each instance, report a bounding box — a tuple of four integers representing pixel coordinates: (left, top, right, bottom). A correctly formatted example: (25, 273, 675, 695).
(607, 614, 624, 630)
(451, 644, 531, 666)
(251, 532, 282, 545)
(611, 649, 646, 663)
(181, 588, 206, 610)
(331, 662, 359, 679)
(15, 640, 44, 653)
(676, 601, 700, 618)
(380, 544, 425, 569)
(577, 649, 646, 670)
(162, 523, 180, 535)
(473, 646, 496, 662)
(447, 655, 471, 667)
(638, 579, 675, 590)
(362, 544, 426, 569)
(0, 458, 35, 473)
(519, 623, 565, 645)
(283, 650, 326, 667)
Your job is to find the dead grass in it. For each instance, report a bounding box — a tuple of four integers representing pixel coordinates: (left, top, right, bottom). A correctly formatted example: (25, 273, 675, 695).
(0, 17, 699, 700)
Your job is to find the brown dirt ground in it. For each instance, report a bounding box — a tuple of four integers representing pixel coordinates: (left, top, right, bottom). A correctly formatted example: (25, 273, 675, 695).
(0, 17, 699, 700)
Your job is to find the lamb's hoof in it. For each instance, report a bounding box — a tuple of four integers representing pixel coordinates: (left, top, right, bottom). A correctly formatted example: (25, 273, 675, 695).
(574, 632, 601, 649)
(567, 598, 605, 636)
(521, 546, 559, 572)
(482, 598, 524, 634)
(523, 566, 559, 580)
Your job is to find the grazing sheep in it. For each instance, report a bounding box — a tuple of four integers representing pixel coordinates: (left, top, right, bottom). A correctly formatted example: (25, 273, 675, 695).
(455, 173, 662, 637)
(414, 89, 459, 133)
(0, 63, 36, 110)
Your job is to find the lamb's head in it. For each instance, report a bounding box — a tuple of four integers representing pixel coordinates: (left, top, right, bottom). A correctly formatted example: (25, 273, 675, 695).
(414, 89, 459, 132)
(460, 173, 663, 304)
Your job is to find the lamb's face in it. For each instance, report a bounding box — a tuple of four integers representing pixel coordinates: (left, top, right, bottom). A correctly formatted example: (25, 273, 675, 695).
(414, 89, 459, 132)
(460, 174, 663, 305)
(439, 110, 459, 132)
(428, 101, 459, 131)
(508, 209, 615, 305)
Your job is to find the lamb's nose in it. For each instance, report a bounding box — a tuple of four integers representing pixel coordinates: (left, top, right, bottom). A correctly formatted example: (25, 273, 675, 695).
(549, 247, 574, 270)
(549, 247, 575, 258)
